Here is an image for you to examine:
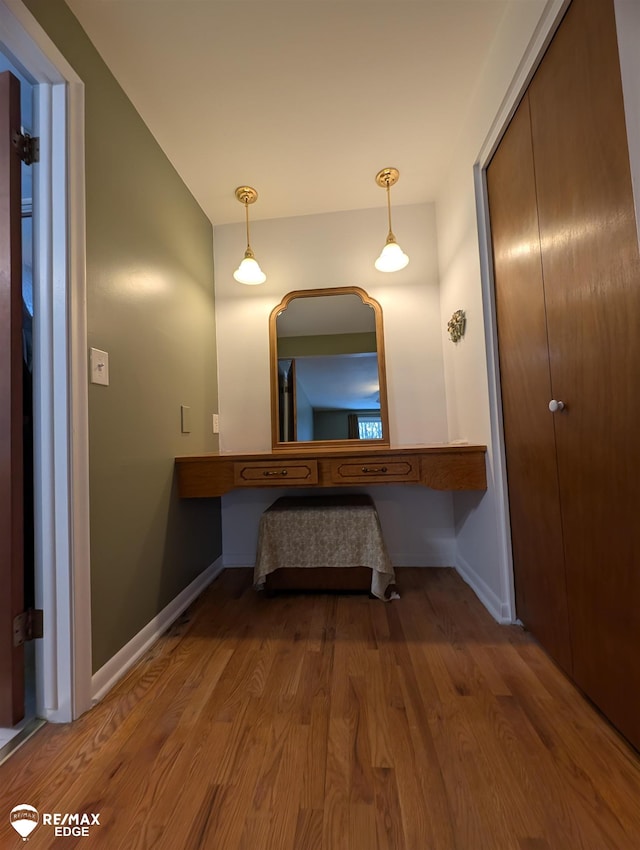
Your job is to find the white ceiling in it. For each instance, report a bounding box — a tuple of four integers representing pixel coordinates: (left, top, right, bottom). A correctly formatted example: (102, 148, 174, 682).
(64, 0, 530, 226)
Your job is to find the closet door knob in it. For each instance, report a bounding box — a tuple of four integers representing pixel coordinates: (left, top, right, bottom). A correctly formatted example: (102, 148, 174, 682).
(548, 399, 565, 413)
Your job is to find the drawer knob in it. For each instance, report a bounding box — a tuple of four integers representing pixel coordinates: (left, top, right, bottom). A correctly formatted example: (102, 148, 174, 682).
(548, 399, 565, 413)
(361, 466, 388, 474)
(263, 469, 288, 477)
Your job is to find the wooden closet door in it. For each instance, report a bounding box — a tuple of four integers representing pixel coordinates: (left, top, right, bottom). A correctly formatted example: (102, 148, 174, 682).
(529, 0, 640, 748)
(487, 94, 572, 673)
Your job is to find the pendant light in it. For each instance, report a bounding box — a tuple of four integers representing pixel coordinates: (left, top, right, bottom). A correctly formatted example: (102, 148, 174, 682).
(374, 167, 409, 272)
(233, 186, 266, 285)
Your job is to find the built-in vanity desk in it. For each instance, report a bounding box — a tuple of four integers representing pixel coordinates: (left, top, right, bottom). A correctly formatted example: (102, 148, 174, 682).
(175, 443, 487, 498)
(177, 287, 486, 498)
(176, 287, 486, 593)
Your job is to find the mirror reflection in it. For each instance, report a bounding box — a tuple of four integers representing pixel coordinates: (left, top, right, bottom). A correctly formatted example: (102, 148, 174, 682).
(269, 287, 390, 447)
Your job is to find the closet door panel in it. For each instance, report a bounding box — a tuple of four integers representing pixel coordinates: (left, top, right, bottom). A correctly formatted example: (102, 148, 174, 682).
(487, 94, 572, 673)
(529, 0, 640, 747)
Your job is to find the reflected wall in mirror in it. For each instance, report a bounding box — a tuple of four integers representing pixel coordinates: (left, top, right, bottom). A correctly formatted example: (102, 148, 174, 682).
(269, 286, 390, 449)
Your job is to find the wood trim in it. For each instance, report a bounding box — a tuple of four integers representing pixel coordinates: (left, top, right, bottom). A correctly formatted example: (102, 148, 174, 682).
(419, 451, 489, 491)
(175, 444, 487, 498)
(268, 286, 390, 450)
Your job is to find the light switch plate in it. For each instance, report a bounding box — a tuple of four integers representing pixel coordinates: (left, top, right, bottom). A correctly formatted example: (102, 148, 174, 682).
(181, 405, 192, 434)
(90, 348, 109, 386)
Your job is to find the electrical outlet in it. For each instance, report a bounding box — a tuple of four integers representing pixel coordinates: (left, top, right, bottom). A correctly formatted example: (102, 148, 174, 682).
(212, 413, 219, 434)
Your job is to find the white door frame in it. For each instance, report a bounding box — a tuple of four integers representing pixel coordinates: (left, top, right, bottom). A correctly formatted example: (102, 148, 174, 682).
(0, 0, 91, 722)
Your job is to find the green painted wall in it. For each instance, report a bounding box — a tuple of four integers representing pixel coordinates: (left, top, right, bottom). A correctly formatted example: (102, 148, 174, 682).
(23, 0, 222, 672)
(277, 332, 376, 358)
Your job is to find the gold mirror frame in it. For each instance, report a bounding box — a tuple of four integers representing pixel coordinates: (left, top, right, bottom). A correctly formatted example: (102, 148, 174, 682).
(269, 286, 390, 450)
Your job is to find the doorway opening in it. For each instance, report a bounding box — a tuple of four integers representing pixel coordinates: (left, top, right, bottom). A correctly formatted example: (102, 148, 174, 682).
(0, 51, 40, 758)
(0, 0, 92, 753)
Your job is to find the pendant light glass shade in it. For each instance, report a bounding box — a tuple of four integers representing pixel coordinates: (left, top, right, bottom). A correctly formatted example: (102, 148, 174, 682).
(234, 250, 267, 285)
(374, 167, 409, 273)
(233, 186, 266, 285)
(375, 237, 409, 273)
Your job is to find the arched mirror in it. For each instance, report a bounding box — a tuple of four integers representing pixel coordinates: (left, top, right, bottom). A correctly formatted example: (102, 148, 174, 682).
(269, 286, 390, 449)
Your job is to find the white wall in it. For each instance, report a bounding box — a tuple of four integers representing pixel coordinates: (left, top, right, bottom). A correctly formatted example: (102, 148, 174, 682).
(215, 203, 446, 450)
(220, 485, 457, 571)
(214, 202, 457, 567)
(436, 0, 560, 621)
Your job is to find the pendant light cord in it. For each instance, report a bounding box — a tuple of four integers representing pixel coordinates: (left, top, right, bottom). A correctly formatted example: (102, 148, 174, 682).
(385, 179, 395, 243)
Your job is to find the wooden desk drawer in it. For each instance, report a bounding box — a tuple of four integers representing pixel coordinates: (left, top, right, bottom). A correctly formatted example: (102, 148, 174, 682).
(233, 460, 318, 487)
(330, 456, 420, 485)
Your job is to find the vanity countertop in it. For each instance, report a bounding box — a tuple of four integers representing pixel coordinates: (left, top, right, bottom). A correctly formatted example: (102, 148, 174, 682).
(175, 443, 487, 497)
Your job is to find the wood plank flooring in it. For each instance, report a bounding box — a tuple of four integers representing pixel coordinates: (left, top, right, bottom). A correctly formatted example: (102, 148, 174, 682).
(2, 568, 640, 849)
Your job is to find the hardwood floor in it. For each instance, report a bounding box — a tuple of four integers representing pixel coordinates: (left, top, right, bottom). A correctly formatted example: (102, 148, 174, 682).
(2, 568, 640, 849)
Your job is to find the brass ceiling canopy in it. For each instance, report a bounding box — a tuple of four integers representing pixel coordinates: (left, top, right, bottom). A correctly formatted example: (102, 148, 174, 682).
(375, 167, 400, 190)
(235, 186, 258, 205)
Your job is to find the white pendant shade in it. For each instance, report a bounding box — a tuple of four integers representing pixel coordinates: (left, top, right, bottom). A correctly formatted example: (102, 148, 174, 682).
(233, 255, 267, 285)
(375, 239, 409, 273)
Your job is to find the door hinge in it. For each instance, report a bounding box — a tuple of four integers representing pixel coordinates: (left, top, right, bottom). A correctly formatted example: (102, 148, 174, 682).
(12, 131, 39, 165)
(13, 609, 44, 647)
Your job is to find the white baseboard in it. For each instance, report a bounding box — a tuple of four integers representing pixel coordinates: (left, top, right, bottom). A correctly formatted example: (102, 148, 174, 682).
(91, 557, 224, 704)
(455, 553, 512, 623)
